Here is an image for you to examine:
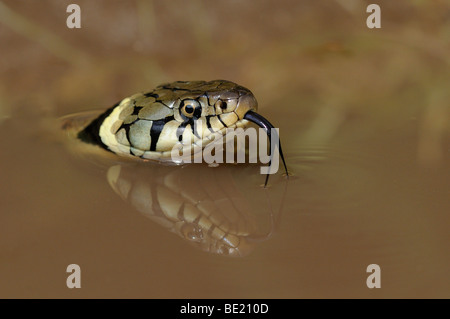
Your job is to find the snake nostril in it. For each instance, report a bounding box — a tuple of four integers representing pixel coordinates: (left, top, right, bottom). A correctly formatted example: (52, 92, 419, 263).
(220, 101, 227, 110)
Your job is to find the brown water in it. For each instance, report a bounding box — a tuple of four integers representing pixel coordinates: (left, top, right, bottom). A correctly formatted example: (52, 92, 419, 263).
(0, 0, 449, 298)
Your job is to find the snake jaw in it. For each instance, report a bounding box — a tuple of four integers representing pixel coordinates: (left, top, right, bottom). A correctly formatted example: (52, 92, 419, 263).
(243, 110, 289, 187)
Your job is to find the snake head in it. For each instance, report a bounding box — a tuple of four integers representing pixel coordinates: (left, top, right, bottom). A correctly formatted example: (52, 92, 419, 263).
(78, 80, 288, 186)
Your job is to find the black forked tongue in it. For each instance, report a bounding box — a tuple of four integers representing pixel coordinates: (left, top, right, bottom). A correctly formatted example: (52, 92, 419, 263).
(244, 110, 289, 187)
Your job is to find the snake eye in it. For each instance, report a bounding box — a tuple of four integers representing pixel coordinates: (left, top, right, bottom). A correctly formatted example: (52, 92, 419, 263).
(180, 99, 201, 118)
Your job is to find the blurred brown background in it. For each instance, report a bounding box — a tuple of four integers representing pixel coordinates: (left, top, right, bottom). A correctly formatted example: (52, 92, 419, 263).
(0, 0, 449, 299)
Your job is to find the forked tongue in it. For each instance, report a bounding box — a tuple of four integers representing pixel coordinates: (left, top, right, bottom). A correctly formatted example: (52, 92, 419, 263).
(243, 111, 289, 187)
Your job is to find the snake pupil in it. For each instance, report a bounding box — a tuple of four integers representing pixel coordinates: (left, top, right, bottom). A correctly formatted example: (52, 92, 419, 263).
(220, 101, 227, 109)
(185, 104, 194, 114)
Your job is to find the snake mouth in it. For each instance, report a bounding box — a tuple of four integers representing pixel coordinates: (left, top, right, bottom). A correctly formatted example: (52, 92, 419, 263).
(243, 110, 289, 187)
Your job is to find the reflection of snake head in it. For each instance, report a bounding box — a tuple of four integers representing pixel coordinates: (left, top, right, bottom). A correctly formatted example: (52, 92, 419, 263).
(106, 164, 275, 257)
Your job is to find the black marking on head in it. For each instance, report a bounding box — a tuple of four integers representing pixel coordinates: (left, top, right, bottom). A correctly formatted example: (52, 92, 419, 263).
(218, 115, 228, 128)
(176, 121, 189, 142)
(207, 95, 215, 106)
(164, 86, 190, 92)
(157, 99, 171, 108)
(193, 104, 202, 119)
(149, 115, 175, 151)
(191, 119, 201, 139)
(77, 101, 120, 151)
(117, 118, 140, 150)
(176, 112, 202, 141)
(132, 106, 143, 116)
(205, 116, 214, 132)
(144, 92, 159, 98)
